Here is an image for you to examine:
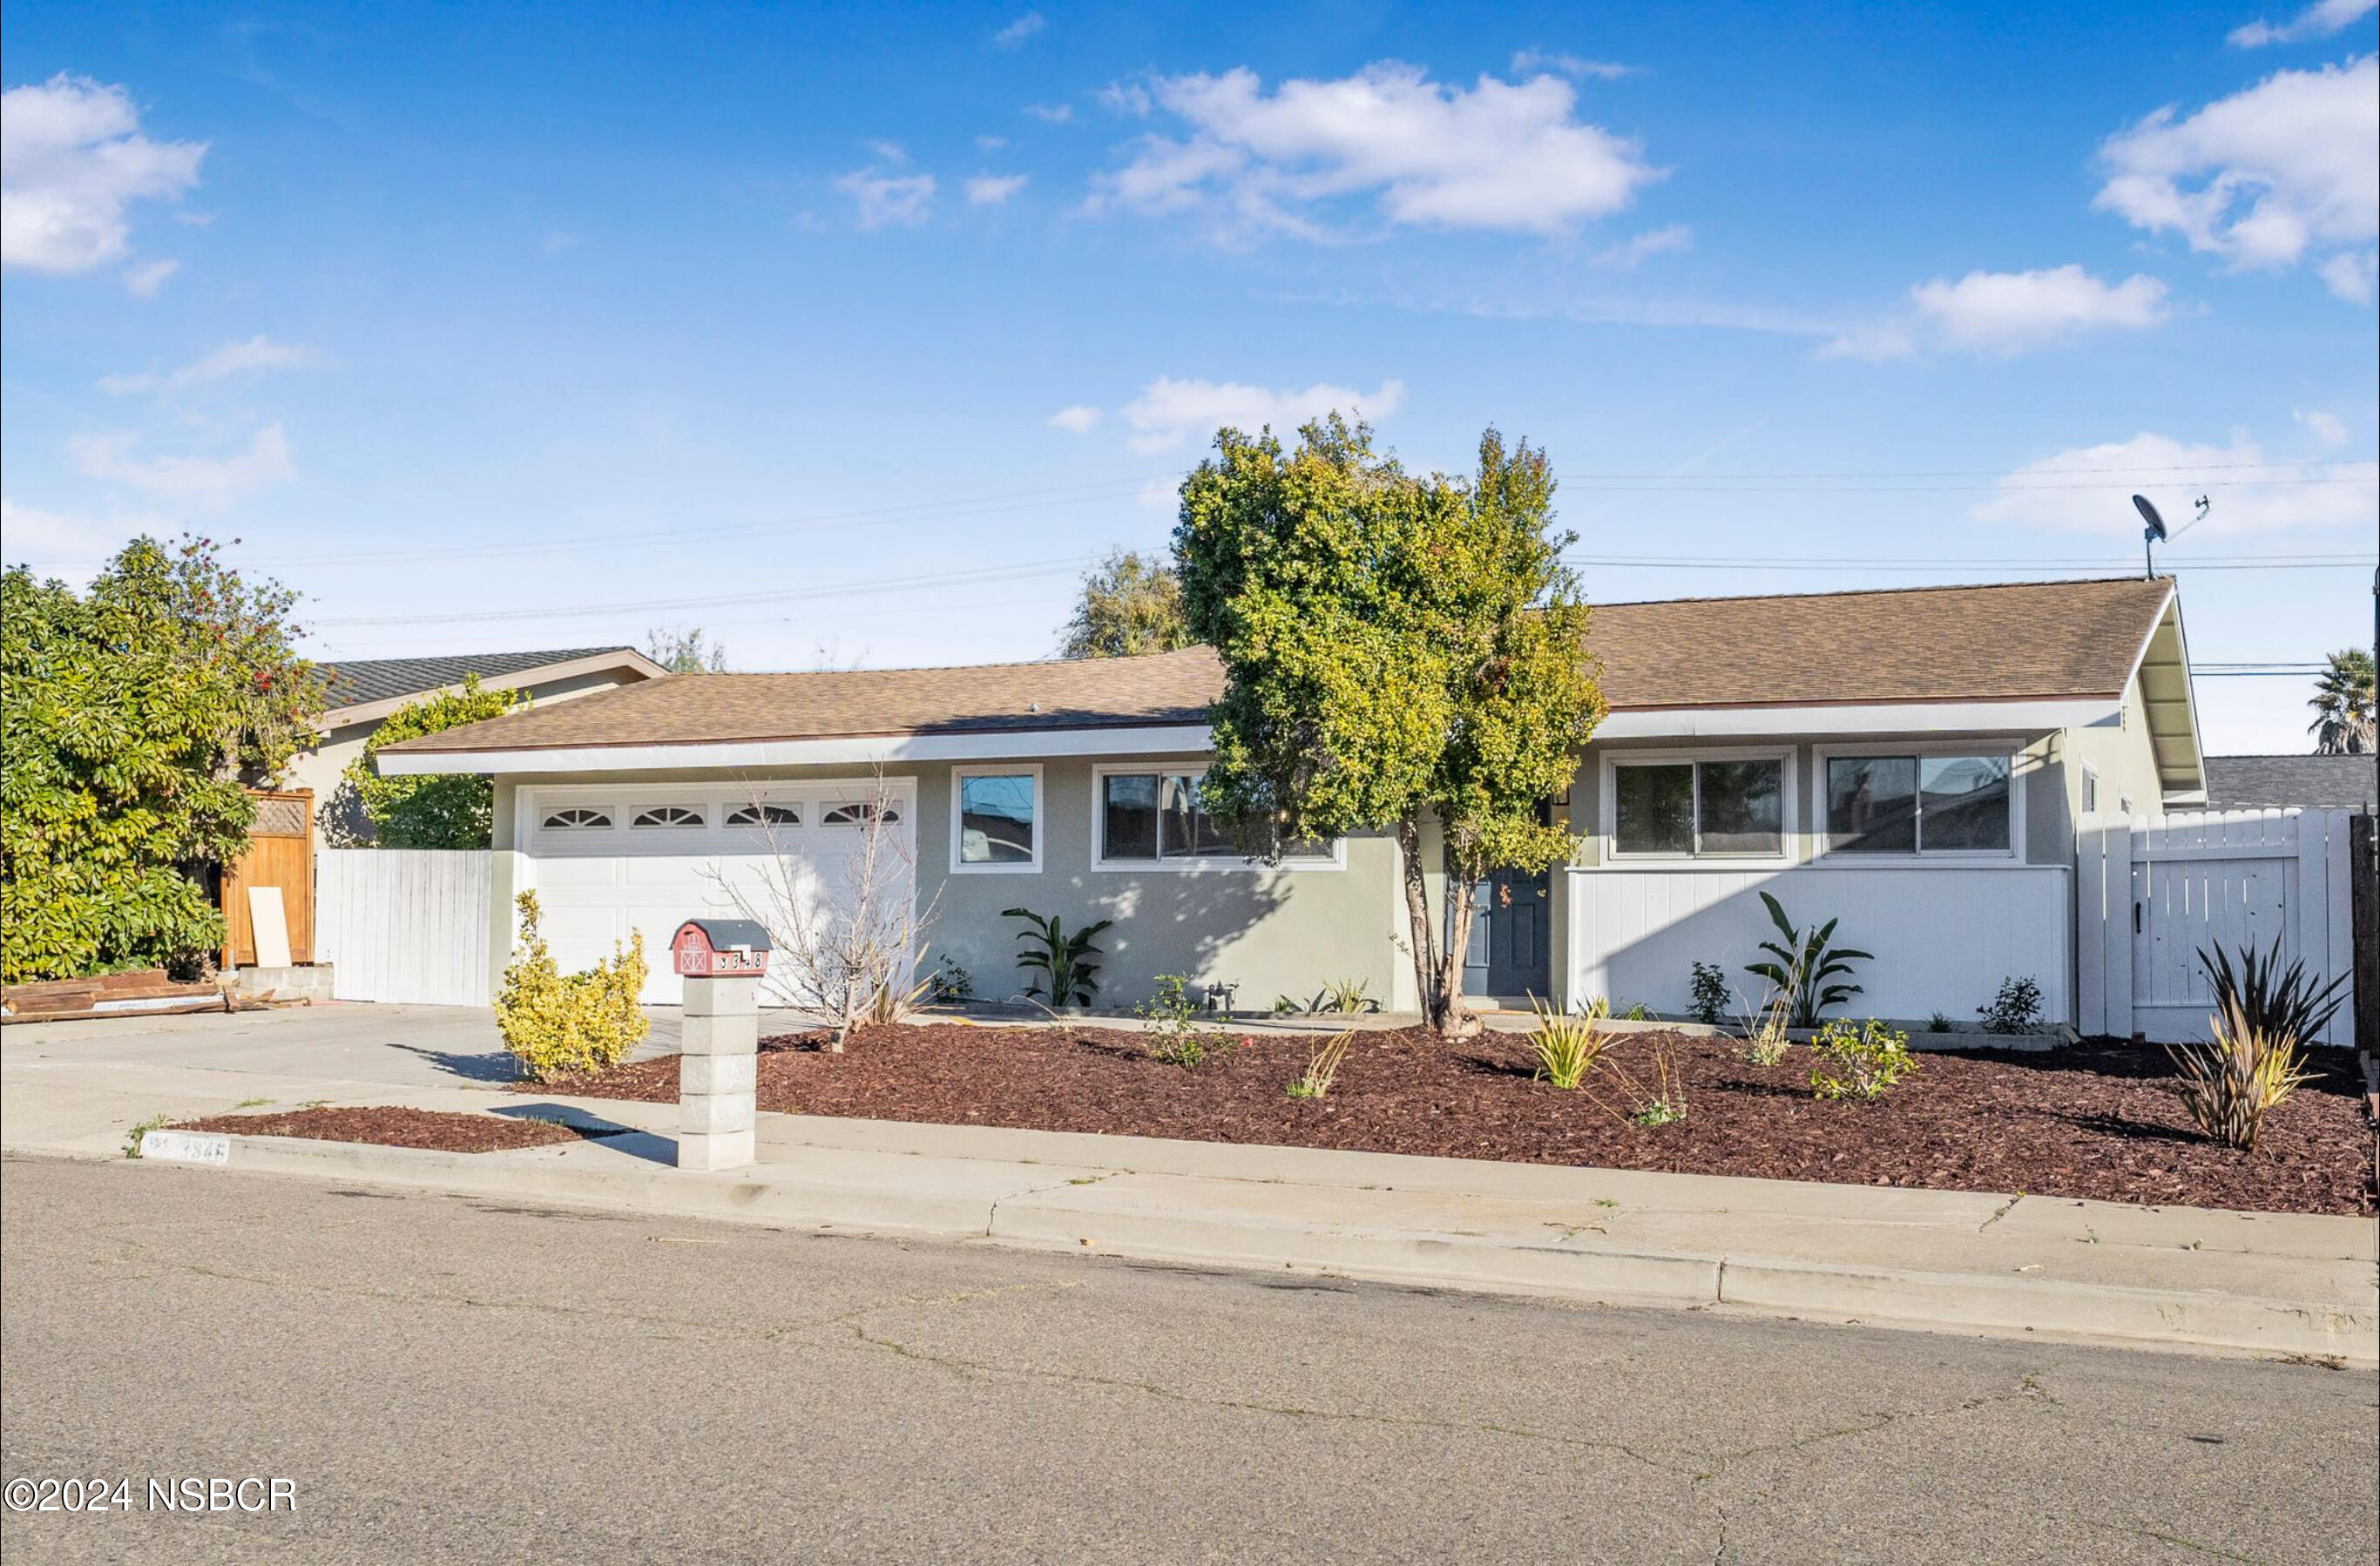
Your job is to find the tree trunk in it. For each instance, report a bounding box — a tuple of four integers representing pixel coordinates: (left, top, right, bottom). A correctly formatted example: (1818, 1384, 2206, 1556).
(1396, 814, 1483, 1037)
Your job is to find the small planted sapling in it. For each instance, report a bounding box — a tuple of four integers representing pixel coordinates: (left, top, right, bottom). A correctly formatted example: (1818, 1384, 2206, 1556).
(1687, 961, 1730, 1028)
(1978, 975, 2045, 1035)
(1744, 893, 1871, 1029)
(1002, 908, 1113, 1007)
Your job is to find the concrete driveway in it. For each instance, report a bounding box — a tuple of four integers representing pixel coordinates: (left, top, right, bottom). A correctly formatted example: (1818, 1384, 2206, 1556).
(0, 1002, 700, 1158)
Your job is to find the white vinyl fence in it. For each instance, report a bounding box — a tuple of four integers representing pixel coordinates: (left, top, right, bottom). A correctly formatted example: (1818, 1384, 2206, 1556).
(2077, 808, 2357, 1045)
(315, 849, 493, 1006)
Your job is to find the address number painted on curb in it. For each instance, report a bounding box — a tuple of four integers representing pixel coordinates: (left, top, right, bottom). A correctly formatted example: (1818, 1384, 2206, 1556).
(139, 1130, 229, 1165)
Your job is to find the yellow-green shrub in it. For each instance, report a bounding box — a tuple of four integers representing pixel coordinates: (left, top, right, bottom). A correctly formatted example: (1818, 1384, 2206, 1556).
(495, 892, 648, 1081)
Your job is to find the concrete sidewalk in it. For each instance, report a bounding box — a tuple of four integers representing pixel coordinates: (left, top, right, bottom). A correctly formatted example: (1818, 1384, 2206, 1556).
(4, 1008, 2373, 1364)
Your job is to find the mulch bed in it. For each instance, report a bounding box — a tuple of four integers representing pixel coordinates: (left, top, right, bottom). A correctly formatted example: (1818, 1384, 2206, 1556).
(174, 1105, 606, 1154)
(525, 1023, 2378, 1216)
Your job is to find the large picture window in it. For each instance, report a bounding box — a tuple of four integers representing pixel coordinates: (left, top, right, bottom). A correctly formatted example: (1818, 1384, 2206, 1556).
(1611, 758, 1784, 857)
(1097, 769, 1333, 867)
(952, 768, 1038, 870)
(1826, 753, 2012, 854)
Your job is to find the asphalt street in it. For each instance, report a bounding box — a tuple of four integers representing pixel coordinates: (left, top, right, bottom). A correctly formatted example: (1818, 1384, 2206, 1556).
(3, 1156, 2373, 1565)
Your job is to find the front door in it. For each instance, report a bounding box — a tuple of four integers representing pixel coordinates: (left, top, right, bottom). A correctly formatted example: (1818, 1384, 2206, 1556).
(1464, 867, 1551, 1003)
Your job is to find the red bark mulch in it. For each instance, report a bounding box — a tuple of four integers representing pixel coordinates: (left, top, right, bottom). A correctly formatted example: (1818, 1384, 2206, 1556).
(174, 1105, 603, 1153)
(526, 1023, 2377, 1216)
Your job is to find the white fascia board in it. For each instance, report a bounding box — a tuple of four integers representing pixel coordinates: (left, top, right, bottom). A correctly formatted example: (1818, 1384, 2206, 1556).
(376, 724, 1216, 777)
(1592, 699, 2114, 740)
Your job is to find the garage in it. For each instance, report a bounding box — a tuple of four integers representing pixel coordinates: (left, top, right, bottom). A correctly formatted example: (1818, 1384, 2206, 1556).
(515, 779, 916, 1005)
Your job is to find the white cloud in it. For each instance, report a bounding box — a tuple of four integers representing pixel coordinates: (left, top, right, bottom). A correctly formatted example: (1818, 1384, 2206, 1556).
(2295, 407, 2350, 444)
(98, 334, 327, 396)
(1823, 266, 2172, 359)
(1092, 63, 1661, 240)
(67, 422, 296, 508)
(964, 172, 1028, 206)
(121, 257, 179, 297)
(1099, 81, 1153, 117)
(2095, 57, 2377, 281)
(1974, 429, 2377, 535)
(1119, 375, 1406, 453)
(865, 138, 909, 165)
(1510, 49, 1636, 81)
(1023, 102, 1075, 124)
(1046, 404, 1104, 433)
(1908, 266, 2173, 353)
(1592, 224, 1691, 268)
(833, 168, 936, 229)
(1, 74, 206, 273)
(2319, 247, 2378, 301)
(0, 496, 131, 565)
(992, 11, 1045, 48)
(976, 134, 1009, 151)
(2228, 0, 2376, 46)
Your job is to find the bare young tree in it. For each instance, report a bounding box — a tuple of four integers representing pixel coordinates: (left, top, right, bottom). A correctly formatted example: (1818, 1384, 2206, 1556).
(703, 771, 936, 1051)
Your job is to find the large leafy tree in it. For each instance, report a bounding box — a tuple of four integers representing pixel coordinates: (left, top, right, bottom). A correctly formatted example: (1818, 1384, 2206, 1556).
(1, 537, 326, 982)
(643, 625, 727, 673)
(1058, 549, 1193, 659)
(1174, 416, 1602, 1034)
(342, 675, 528, 847)
(2308, 648, 2375, 755)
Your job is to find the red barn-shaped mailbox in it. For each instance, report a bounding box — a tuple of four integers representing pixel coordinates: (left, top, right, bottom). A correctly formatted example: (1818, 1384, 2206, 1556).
(671, 918, 772, 978)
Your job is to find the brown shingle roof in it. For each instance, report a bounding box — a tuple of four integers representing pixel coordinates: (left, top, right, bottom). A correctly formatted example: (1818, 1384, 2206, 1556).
(383, 646, 1226, 753)
(386, 578, 2174, 754)
(1586, 577, 2174, 710)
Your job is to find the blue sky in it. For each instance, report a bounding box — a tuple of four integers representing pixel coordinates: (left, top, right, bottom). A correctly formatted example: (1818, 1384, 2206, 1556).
(3, 1, 2374, 754)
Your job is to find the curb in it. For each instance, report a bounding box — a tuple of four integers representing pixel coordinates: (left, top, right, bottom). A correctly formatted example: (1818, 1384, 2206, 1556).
(116, 1129, 2379, 1365)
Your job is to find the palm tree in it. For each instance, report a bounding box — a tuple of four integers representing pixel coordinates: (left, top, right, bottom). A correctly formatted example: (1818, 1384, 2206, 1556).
(2308, 649, 2376, 754)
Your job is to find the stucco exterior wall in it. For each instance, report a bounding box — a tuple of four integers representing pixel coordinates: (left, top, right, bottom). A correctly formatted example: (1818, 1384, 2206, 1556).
(491, 757, 1417, 1015)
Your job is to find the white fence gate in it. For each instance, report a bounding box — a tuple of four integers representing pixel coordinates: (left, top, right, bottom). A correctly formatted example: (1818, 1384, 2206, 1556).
(315, 849, 493, 1006)
(2077, 809, 2357, 1045)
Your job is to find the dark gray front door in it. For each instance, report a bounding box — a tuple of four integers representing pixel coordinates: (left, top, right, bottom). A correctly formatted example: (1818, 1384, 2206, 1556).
(1464, 868, 1551, 1002)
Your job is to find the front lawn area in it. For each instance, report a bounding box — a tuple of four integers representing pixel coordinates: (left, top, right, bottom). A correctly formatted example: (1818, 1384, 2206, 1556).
(528, 1023, 2377, 1217)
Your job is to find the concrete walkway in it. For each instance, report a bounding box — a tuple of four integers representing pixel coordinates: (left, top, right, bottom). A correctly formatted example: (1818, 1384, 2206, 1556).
(4, 1004, 2373, 1363)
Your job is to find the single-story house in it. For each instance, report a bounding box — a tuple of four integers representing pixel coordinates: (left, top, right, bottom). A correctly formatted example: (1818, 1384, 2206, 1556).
(2203, 753, 2377, 813)
(377, 577, 2204, 1025)
(289, 645, 671, 844)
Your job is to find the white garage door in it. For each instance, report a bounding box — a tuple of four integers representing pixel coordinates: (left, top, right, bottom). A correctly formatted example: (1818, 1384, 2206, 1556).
(517, 780, 917, 1005)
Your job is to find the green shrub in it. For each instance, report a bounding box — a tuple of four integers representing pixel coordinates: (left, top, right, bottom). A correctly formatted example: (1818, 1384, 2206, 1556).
(2, 538, 326, 982)
(495, 893, 649, 1081)
(1002, 908, 1112, 1006)
(926, 955, 973, 1003)
(1530, 997, 1615, 1090)
(2169, 996, 2316, 1151)
(1978, 975, 2044, 1034)
(342, 675, 525, 847)
(1809, 1019, 1919, 1103)
(1745, 893, 1871, 1028)
(1687, 961, 1730, 1027)
(1139, 974, 1237, 1066)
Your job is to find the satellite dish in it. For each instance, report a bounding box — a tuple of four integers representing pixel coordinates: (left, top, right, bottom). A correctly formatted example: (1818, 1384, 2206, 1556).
(2132, 494, 2167, 579)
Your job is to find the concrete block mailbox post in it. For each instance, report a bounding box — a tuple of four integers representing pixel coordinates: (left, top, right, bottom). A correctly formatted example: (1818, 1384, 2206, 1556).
(670, 918, 771, 1171)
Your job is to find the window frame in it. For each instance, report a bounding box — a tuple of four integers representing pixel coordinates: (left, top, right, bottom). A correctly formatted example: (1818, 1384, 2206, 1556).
(539, 805, 618, 832)
(947, 763, 1043, 874)
(1090, 760, 1345, 872)
(1812, 741, 2025, 863)
(1599, 747, 1795, 864)
(2079, 762, 2100, 817)
(629, 804, 708, 830)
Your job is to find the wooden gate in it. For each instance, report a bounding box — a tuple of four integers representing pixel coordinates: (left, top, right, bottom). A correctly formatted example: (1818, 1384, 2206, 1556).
(2078, 808, 2356, 1044)
(221, 789, 314, 968)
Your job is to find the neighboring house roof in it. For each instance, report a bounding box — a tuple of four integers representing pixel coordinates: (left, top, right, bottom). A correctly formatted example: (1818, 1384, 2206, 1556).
(321, 646, 669, 725)
(2203, 754, 2378, 811)
(382, 578, 2198, 788)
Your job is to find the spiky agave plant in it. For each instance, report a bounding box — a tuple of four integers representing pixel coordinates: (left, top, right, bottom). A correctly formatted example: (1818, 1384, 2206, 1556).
(1529, 996, 1615, 1090)
(2198, 941, 2348, 1048)
(2168, 996, 2317, 1151)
